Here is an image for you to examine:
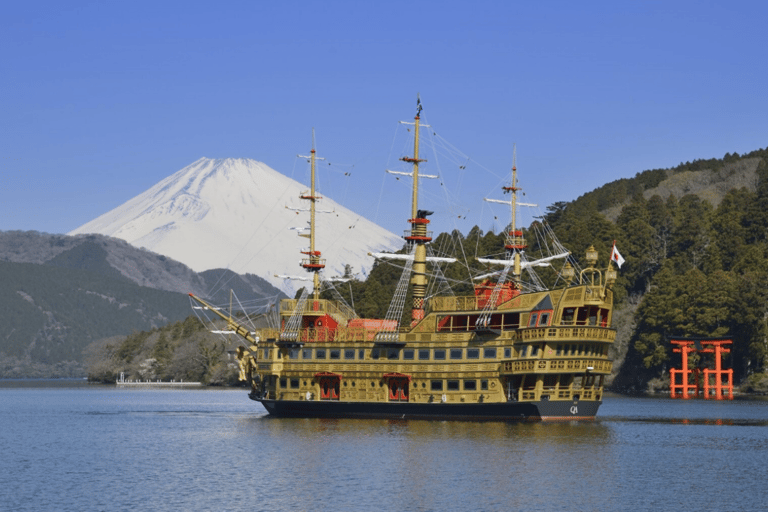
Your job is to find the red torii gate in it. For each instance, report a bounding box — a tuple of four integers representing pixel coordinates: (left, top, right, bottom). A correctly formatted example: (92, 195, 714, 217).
(669, 338, 733, 400)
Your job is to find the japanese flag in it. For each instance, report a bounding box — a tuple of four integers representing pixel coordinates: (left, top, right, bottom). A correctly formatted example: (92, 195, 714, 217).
(610, 242, 625, 269)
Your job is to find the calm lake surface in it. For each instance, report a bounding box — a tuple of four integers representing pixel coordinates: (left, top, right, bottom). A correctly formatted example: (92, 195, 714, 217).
(2, 381, 768, 512)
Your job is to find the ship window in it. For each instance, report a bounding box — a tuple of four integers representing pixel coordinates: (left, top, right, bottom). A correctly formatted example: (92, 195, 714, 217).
(403, 349, 415, 360)
(483, 348, 497, 359)
(447, 380, 460, 391)
(528, 313, 538, 327)
(344, 349, 355, 360)
(316, 349, 326, 359)
(539, 313, 550, 326)
(434, 349, 446, 360)
(431, 380, 444, 391)
(371, 348, 381, 360)
(263, 349, 270, 359)
(504, 348, 512, 358)
(289, 348, 300, 359)
(359, 349, 365, 360)
(467, 348, 479, 359)
(520, 346, 528, 357)
(480, 380, 489, 390)
(279, 378, 287, 389)
(330, 350, 341, 360)
(302, 348, 312, 359)
(418, 349, 430, 360)
(464, 380, 477, 391)
(450, 348, 463, 360)
(531, 345, 539, 357)
(578, 345, 584, 356)
(562, 308, 575, 325)
(290, 378, 299, 388)
(387, 349, 400, 360)
(556, 345, 562, 356)
(503, 312, 520, 329)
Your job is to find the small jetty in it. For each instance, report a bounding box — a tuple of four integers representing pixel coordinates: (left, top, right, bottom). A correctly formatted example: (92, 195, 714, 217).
(116, 372, 202, 388)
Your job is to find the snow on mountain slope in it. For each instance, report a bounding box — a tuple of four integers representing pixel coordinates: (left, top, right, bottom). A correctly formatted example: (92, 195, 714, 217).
(70, 158, 403, 293)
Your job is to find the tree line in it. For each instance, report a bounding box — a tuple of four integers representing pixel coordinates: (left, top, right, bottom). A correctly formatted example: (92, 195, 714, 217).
(325, 148, 768, 393)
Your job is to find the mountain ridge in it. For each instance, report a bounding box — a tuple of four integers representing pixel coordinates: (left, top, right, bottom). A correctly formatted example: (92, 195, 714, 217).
(69, 157, 403, 293)
(0, 230, 288, 377)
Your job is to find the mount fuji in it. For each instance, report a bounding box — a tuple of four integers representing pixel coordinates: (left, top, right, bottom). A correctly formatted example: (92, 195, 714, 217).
(69, 158, 403, 293)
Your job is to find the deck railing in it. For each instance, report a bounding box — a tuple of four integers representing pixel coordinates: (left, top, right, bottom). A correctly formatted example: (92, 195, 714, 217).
(280, 298, 357, 323)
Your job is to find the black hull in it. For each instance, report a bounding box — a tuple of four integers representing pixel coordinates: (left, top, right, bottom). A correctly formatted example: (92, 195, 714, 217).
(251, 394, 600, 421)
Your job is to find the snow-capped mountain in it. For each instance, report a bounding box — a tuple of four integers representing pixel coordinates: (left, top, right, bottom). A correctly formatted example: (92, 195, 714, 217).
(70, 158, 403, 293)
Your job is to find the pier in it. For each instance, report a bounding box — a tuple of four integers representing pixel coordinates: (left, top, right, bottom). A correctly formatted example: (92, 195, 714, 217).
(116, 372, 202, 388)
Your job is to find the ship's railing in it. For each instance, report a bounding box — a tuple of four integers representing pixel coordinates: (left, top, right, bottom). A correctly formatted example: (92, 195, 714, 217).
(520, 326, 615, 343)
(502, 358, 613, 374)
(280, 298, 357, 322)
(292, 326, 401, 343)
(250, 328, 281, 341)
(427, 295, 479, 313)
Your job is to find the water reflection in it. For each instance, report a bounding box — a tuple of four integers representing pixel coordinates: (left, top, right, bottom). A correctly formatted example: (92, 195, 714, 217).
(601, 416, 768, 426)
(4, 387, 768, 511)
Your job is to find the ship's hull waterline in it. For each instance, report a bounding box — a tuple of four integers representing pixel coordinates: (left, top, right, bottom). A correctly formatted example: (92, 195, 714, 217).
(254, 395, 601, 421)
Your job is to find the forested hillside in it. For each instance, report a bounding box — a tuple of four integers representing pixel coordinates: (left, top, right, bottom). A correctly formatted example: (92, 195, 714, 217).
(323, 147, 768, 393)
(0, 231, 286, 378)
(539, 148, 768, 392)
(0, 260, 193, 377)
(85, 316, 243, 386)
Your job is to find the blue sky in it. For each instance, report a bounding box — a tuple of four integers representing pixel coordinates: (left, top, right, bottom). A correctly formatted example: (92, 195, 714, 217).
(2, 0, 767, 237)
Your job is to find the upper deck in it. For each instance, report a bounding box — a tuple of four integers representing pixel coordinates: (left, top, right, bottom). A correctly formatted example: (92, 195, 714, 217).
(265, 284, 614, 344)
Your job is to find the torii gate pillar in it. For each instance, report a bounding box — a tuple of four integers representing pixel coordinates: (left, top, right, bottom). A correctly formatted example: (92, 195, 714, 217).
(669, 338, 733, 400)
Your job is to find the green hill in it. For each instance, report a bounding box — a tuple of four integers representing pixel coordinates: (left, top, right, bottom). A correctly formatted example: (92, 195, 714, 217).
(0, 231, 286, 378)
(0, 260, 192, 375)
(322, 146, 768, 394)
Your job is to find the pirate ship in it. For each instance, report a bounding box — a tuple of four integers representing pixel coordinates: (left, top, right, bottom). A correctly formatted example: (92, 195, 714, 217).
(190, 102, 617, 420)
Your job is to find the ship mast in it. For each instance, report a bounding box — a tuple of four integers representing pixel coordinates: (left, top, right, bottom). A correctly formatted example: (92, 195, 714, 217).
(503, 145, 526, 279)
(480, 144, 538, 280)
(298, 130, 325, 300)
(401, 97, 431, 324)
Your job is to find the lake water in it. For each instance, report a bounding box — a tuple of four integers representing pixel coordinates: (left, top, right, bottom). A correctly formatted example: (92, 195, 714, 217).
(2, 381, 768, 512)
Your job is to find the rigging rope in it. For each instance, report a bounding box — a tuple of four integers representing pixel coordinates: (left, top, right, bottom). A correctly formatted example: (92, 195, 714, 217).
(280, 287, 309, 341)
(376, 243, 415, 340)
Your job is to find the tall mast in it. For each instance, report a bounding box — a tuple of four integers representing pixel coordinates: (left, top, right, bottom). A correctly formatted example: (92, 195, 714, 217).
(401, 97, 431, 324)
(482, 144, 533, 279)
(503, 145, 526, 278)
(299, 130, 325, 300)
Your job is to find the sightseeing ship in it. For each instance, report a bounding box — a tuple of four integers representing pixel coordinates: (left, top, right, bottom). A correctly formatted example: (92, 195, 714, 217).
(190, 102, 617, 420)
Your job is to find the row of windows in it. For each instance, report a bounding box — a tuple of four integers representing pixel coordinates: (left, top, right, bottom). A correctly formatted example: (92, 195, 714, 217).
(430, 379, 489, 392)
(277, 377, 490, 392)
(273, 347, 506, 361)
(436, 306, 612, 332)
(266, 344, 605, 361)
(555, 344, 604, 357)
